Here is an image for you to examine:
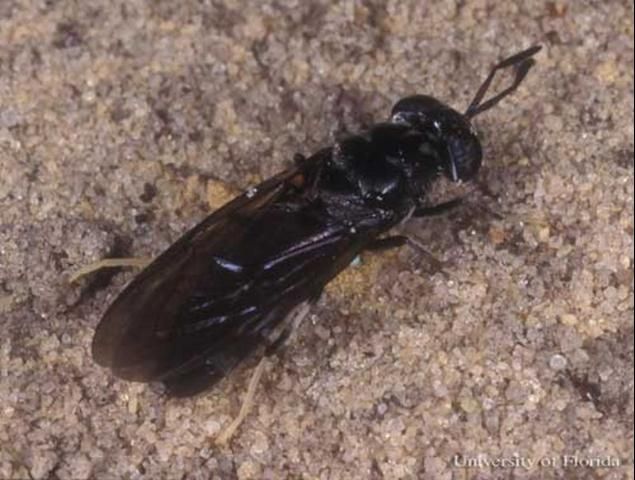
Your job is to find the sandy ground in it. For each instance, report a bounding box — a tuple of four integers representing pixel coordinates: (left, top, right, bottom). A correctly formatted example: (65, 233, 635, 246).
(1, 1, 633, 479)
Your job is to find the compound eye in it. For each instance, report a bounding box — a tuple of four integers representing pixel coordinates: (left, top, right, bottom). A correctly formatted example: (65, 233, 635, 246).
(447, 132, 482, 182)
(391, 95, 445, 124)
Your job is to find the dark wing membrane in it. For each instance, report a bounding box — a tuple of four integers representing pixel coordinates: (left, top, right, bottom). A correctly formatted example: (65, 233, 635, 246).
(92, 160, 370, 396)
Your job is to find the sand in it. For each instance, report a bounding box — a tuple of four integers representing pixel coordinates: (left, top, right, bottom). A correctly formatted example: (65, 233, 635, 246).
(1, 1, 633, 479)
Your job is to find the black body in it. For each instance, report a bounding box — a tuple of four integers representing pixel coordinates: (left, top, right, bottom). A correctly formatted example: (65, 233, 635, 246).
(92, 46, 541, 397)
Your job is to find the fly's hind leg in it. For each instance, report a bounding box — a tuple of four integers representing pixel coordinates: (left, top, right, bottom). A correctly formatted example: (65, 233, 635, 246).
(215, 300, 316, 446)
(265, 300, 314, 356)
(68, 257, 153, 283)
(215, 355, 267, 446)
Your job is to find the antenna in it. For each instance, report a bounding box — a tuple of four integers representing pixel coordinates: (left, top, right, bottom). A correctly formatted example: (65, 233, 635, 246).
(465, 45, 542, 119)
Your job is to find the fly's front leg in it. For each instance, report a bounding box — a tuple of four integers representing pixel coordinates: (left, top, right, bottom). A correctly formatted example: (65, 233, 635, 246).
(365, 235, 408, 252)
(416, 191, 506, 225)
(413, 197, 464, 217)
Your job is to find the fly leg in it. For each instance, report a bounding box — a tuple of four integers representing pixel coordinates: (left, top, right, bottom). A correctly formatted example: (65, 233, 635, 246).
(215, 300, 315, 445)
(415, 189, 505, 220)
(68, 257, 152, 283)
(413, 197, 464, 217)
(366, 235, 447, 275)
(265, 300, 314, 356)
(416, 191, 507, 238)
(367, 189, 467, 274)
(365, 235, 408, 251)
(404, 236, 449, 275)
(215, 356, 267, 446)
(265, 326, 294, 356)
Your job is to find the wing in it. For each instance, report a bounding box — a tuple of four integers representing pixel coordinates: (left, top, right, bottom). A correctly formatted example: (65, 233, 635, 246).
(92, 154, 375, 396)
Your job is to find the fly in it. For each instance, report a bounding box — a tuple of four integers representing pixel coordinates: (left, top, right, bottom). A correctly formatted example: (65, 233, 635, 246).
(87, 45, 541, 440)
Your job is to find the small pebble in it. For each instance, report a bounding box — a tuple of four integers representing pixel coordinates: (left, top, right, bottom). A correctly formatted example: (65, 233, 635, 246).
(549, 354, 568, 371)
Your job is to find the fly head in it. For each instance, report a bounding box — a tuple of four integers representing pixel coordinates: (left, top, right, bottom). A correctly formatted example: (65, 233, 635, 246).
(390, 45, 542, 184)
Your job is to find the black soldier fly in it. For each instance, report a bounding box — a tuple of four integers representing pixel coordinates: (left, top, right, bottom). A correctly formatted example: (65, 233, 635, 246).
(90, 46, 541, 427)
